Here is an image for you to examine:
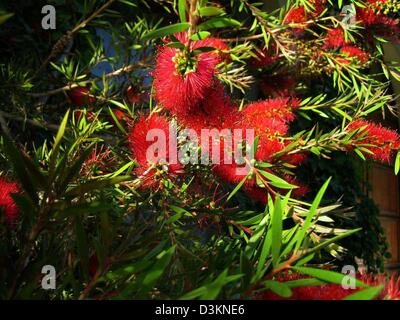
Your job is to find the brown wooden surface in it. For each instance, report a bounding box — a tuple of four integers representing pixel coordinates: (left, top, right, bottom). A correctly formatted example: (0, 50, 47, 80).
(369, 164, 400, 265)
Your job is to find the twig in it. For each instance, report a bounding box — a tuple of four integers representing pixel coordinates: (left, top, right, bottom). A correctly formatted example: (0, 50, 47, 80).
(29, 62, 147, 98)
(0, 111, 60, 131)
(188, 0, 199, 37)
(34, 0, 117, 77)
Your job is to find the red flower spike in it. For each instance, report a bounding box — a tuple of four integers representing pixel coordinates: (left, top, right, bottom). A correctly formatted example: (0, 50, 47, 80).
(257, 271, 400, 300)
(242, 98, 297, 137)
(128, 114, 183, 189)
(0, 178, 20, 223)
(284, 6, 308, 25)
(176, 84, 242, 134)
(173, 32, 230, 63)
(347, 120, 400, 163)
(356, 0, 399, 41)
(256, 271, 360, 300)
(323, 28, 351, 50)
(284, 0, 327, 33)
(340, 46, 370, 65)
(154, 46, 218, 115)
(154, 33, 229, 115)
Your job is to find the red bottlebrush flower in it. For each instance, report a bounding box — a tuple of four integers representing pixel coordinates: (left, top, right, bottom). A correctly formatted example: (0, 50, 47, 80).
(340, 46, 370, 65)
(284, 0, 326, 29)
(360, 272, 400, 300)
(260, 76, 297, 98)
(257, 271, 400, 300)
(81, 145, 114, 176)
(284, 6, 308, 25)
(347, 120, 400, 163)
(173, 32, 230, 63)
(212, 162, 249, 185)
(193, 37, 230, 63)
(260, 282, 359, 300)
(356, 0, 399, 41)
(280, 152, 308, 166)
(153, 46, 218, 115)
(249, 47, 281, 69)
(256, 271, 361, 300)
(154, 33, 229, 115)
(176, 84, 242, 134)
(313, 0, 327, 16)
(243, 98, 297, 136)
(0, 178, 20, 223)
(384, 273, 400, 300)
(243, 185, 268, 204)
(68, 87, 96, 106)
(323, 28, 351, 50)
(129, 114, 183, 189)
(241, 98, 299, 162)
(255, 137, 286, 162)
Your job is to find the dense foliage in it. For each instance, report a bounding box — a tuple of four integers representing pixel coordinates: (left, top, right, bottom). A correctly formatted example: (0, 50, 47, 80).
(0, 0, 400, 299)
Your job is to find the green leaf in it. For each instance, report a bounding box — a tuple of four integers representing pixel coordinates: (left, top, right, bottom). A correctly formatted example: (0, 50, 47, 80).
(57, 143, 96, 193)
(256, 231, 272, 276)
(354, 148, 366, 160)
(65, 176, 131, 197)
(178, 0, 187, 22)
(180, 270, 243, 300)
(262, 280, 292, 298)
(395, 152, 400, 175)
(292, 266, 368, 288)
(198, 18, 241, 31)
(53, 110, 70, 155)
(284, 278, 326, 288)
(271, 196, 283, 268)
(166, 205, 191, 224)
(190, 31, 211, 41)
(141, 23, 191, 41)
(0, 11, 14, 25)
(11, 194, 37, 221)
(49, 110, 70, 182)
(198, 6, 225, 17)
(108, 107, 127, 134)
(294, 178, 331, 252)
(294, 253, 315, 267)
(244, 213, 269, 260)
(227, 175, 248, 202)
(240, 251, 253, 290)
(343, 285, 383, 300)
(303, 227, 361, 256)
(201, 271, 243, 299)
(258, 170, 298, 189)
(137, 245, 176, 298)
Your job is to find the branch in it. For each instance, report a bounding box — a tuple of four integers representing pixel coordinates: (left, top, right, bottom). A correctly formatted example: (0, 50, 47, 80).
(34, 0, 117, 77)
(0, 111, 60, 131)
(29, 62, 147, 98)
